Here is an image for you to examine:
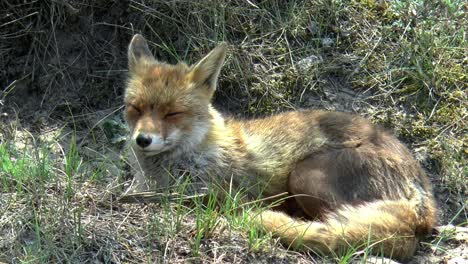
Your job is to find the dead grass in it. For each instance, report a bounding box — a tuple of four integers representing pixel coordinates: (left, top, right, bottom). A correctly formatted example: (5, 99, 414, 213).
(1, 0, 466, 263)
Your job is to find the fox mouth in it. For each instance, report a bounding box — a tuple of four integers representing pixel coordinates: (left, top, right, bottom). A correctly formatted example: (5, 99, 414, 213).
(139, 143, 174, 156)
(140, 147, 172, 156)
(141, 150, 163, 156)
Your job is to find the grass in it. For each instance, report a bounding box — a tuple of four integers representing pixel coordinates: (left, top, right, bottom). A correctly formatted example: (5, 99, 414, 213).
(0, 124, 281, 262)
(1, 0, 466, 263)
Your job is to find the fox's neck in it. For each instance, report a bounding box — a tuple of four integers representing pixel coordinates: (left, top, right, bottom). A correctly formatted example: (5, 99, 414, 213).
(183, 105, 247, 172)
(197, 106, 236, 157)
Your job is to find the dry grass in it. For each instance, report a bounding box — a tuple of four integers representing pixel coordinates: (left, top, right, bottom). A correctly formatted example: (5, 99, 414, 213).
(1, 0, 466, 263)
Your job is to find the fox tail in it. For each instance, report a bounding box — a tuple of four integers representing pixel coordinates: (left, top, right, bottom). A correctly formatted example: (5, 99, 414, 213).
(255, 199, 435, 261)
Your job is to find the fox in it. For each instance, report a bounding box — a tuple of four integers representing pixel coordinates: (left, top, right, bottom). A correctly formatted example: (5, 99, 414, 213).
(123, 34, 437, 261)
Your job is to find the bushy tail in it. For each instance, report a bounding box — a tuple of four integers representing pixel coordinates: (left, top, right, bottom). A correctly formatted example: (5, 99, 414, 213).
(256, 200, 434, 261)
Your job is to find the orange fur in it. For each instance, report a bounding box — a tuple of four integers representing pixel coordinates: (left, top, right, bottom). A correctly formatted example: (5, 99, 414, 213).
(123, 34, 437, 261)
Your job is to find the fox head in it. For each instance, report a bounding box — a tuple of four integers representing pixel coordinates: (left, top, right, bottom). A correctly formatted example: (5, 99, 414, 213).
(125, 34, 226, 156)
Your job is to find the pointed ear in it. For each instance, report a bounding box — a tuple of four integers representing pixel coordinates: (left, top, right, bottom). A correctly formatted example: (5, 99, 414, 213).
(189, 43, 227, 94)
(128, 34, 156, 73)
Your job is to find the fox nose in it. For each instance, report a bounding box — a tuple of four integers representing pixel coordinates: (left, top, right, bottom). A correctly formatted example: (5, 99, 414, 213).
(135, 133, 152, 148)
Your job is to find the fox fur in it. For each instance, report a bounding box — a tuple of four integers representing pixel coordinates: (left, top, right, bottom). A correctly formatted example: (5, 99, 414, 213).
(123, 34, 437, 261)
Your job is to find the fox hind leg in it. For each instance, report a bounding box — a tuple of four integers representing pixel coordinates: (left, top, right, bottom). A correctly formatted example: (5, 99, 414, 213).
(288, 154, 346, 219)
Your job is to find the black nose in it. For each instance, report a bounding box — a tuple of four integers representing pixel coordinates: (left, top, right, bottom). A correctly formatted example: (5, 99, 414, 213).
(136, 133, 152, 148)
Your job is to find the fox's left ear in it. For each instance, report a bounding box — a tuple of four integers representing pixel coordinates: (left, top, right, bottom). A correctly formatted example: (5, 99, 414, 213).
(189, 43, 227, 95)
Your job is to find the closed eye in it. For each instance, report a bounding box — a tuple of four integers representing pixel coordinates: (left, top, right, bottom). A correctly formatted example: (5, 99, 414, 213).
(128, 104, 142, 114)
(165, 112, 184, 118)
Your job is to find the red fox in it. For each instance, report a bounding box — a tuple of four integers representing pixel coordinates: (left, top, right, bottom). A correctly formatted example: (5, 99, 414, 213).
(124, 34, 437, 261)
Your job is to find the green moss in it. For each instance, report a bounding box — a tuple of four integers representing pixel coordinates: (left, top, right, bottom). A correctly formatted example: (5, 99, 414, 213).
(428, 136, 467, 193)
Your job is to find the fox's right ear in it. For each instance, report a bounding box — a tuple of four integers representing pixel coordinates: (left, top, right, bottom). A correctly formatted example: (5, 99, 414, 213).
(128, 34, 157, 73)
(188, 43, 227, 97)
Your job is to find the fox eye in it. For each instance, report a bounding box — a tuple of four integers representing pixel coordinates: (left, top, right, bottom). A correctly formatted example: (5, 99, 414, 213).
(165, 111, 184, 118)
(128, 104, 142, 115)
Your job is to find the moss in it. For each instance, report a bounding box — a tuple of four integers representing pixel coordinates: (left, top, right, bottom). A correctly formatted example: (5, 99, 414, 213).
(428, 136, 467, 193)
